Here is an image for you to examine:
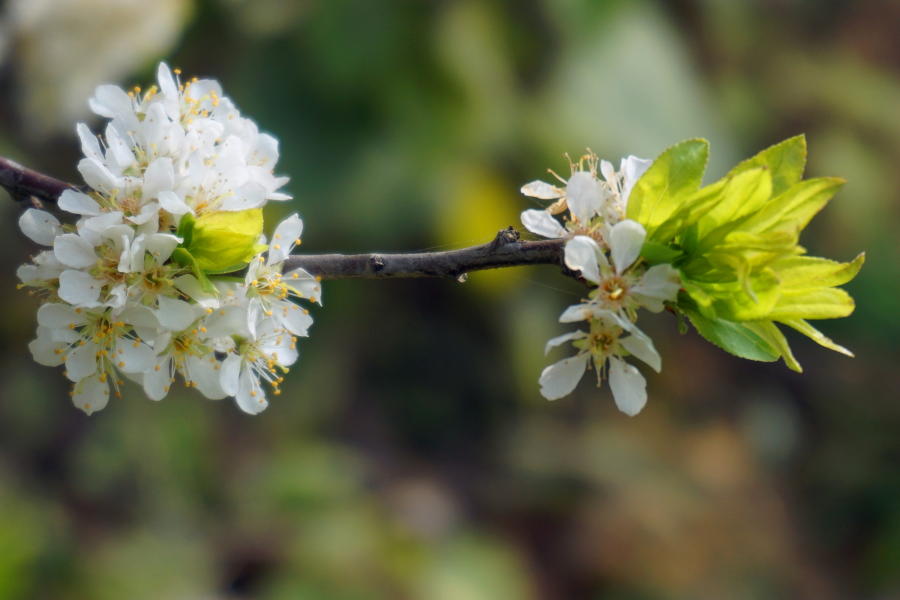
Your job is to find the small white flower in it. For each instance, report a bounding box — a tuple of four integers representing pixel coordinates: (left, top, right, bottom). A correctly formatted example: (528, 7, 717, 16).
(221, 318, 298, 415)
(34, 303, 156, 413)
(243, 214, 318, 336)
(539, 311, 660, 416)
(520, 152, 653, 246)
(564, 220, 681, 314)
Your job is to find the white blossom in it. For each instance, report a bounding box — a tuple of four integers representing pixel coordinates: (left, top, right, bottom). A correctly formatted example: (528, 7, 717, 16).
(17, 63, 313, 416)
(539, 310, 659, 416)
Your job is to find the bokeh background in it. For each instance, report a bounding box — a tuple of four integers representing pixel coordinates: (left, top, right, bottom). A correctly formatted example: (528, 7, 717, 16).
(0, 0, 896, 598)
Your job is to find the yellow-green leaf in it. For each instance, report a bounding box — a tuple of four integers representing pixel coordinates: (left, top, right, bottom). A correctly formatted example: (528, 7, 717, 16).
(682, 307, 780, 362)
(740, 177, 845, 235)
(696, 167, 773, 240)
(627, 139, 709, 237)
(727, 135, 807, 197)
(770, 253, 865, 293)
(744, 321, 802, 372)
(767, 288, 855, 321)
(779, 318, 854, 357)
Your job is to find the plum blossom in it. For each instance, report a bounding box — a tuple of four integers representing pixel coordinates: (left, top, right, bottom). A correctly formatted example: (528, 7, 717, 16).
(17, 64, 315, 416)
(519, 150, 653, 246)
(539, 309, 660, 416)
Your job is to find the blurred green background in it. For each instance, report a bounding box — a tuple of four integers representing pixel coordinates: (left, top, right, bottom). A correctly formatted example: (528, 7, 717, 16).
(0, 0, 896, 597)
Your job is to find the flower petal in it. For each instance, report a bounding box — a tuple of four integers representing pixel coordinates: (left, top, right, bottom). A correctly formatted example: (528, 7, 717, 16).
(608, 356, 647, 416)
(187, 354, 227, 400)
(104, 123, 136, 173)
(158, 191, 194, 216)
(220, 354, 242, 397)
(620, 156, 653, 207)
(564, 236, 602, 284)
(58, 270, 104, 305)
(157, 62, 179, 98)
(144, 233, 181, 265)
(19, 209, 63, 246)
(78, 157, 121, 193)
(72, 373, 110, 415)
(76, 123, 104, 160)
(283, 268, 322, 305)
(65, 340, 100, 382)
(565, 171, 602, 225)
(520, 180, 564, 199)
(143, 356, 172, 401)
(155, 297, 197, 332)
(609, 219, 646, 274)
(201, 306, 250, 339)
(630, 264, 681, 312)
(538, 353, 590, 400)
(268, 214, 303, 266)
(89, 85, 133, 119)
(236, 366, 268, 414)
(114, 337, 156, 374)
(142, 157, 174, 200)
(544, 330, 588, 355)
(173, 275, 219, 308)
(37, 303, 90, 329)
(559, 304, 594, 323)
(278, 301, 313, 336)
(618, 327, 661, 373)
(29, 327, 68, 367)
(521, 209, 567, 239)
(59, 190, 101, 216)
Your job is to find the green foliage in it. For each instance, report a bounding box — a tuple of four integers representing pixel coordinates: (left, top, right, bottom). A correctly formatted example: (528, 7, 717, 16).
(631, 136, 861, 369)
(626, 139, 709, 240)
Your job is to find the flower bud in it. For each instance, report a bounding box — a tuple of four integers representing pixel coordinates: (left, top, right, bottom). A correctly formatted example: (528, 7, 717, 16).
(188, 209, 266, 272)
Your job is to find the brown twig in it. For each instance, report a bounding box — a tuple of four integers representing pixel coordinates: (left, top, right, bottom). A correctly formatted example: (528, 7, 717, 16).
(0, 156, 578, 282)
(0, 156, 81, 209)
(282, 227, 573, 281)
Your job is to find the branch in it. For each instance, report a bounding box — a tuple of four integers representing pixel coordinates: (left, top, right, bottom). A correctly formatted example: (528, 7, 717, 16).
(283, 227, 572, 281)
(0, 156, 81, 209)
(0, 156, 577, 282)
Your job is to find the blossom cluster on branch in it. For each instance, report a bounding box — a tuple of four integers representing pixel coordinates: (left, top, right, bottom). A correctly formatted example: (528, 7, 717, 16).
(17, 63, 320, 415)
(524, 137, 863, 415)
(11, 63, 862, 418)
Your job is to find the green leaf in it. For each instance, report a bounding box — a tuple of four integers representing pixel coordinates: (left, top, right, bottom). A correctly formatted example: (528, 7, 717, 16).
(779, 318, 854, 357)
(740, 177, 845, 235)
(682, 307, 780, 362)
(767, 288, 855, 321)
(171, 247, 192, 268)
(680, 283, 715, 319)
(203, 262, 250, 275)
(171, 248, 216, 294)
(697, 267, 782, 321)
(627, 139, 709, 237)
(695, 167, 773, 241)
(640, 242, 683, 265)
(176, 213, 196, 248)
(769, 253, 865, 293)
(650, 178, 727, 244)
(744, 321, 802, 372)
(727, 135, 807, 197)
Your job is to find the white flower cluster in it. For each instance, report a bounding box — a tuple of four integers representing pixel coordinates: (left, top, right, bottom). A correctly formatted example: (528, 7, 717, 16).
(17, 63, 320, 415)
(521, 152, 681, 416)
